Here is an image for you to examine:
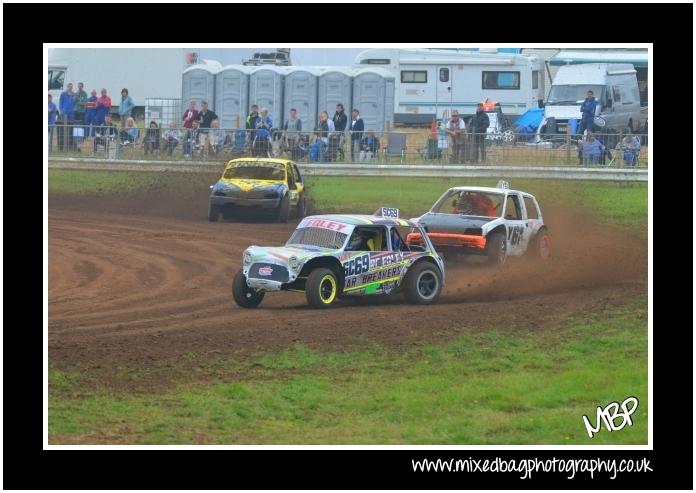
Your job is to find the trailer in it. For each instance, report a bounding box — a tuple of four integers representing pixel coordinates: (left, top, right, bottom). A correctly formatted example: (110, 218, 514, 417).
(47, 47, 206, 119)
(354, 48, 544, 124)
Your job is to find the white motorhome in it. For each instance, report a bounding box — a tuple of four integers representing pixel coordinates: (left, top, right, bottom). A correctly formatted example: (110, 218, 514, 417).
(47, 48, 203, 119)
(354, 48, 544, 124)
(538, 63, 641, 136)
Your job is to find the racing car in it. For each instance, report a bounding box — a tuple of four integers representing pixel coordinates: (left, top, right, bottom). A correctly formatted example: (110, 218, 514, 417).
(407, 181, 550, 265)
(233, 208, 445, 309)
(208, 158, 306, 222)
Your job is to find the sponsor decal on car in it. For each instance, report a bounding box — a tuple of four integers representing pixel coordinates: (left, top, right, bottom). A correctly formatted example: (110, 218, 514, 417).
(258, 266, 274, 276)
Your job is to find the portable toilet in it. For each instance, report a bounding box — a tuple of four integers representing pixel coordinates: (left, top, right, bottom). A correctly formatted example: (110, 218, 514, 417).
(284, 67, 321, 134)
(181, 61, 221, 115)
(352, 67, 395, 133)
(249, 66, 288, 129)
(317, 67, 353, 122)
(215, 65, 253, 130)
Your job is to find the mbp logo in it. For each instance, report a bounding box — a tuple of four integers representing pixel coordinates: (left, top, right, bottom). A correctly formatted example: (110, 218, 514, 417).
(582, 396, 639, 438)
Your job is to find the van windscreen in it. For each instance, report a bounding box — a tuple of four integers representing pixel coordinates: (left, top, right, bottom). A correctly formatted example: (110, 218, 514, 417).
(547, 85, 605, 105)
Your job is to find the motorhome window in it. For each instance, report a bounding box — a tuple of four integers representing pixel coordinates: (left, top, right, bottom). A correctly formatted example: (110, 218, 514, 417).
(439, 68, 449, 82)
(48, 70, 65, 91)
(532, 70, 539, 90)
(401, 71, 427, 83)
(620, 86, 634, 104)
(362, 59, 390, 64)
(482, 71, 520, 90)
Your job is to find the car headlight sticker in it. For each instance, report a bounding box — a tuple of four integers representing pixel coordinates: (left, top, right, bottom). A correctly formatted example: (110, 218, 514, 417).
(243, 251, 252, 266)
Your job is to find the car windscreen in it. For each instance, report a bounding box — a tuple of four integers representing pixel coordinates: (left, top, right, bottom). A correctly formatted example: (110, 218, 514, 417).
(546, 85, 605, 105)
(286, 227, 348, 250)
(432, 190, 504, 218)
(223, 162, 285, 181)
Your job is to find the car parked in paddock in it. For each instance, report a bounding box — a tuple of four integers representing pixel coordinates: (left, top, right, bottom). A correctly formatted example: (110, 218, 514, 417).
(233, 208, 446, 309)
(208, 158, 306, 222)
(407, 181, 550, 265)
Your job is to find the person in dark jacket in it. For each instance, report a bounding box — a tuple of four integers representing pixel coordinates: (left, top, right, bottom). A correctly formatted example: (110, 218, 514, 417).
(330, 103, 348, 161)
(93, 114, 119, 154)
(578, 90, 597, 136)
(471, 103, 490, 163)
(349, 108, 364, 162)
(143, 121, 161, 155)
(197, 100, 218, 133)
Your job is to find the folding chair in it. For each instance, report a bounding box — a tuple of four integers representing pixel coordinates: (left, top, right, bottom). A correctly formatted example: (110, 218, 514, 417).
(381, 133, 407, 163)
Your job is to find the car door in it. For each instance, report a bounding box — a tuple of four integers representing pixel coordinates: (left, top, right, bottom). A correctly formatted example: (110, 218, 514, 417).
(292, 163, 304, 196)
(521, 194, 542, 250)
(502, 193, 529, 256)
(286, 164, 300, 207)
(342, 226, 392, 295)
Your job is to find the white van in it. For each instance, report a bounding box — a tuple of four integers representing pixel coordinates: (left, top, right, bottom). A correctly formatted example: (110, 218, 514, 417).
(538, 63, 641, 136)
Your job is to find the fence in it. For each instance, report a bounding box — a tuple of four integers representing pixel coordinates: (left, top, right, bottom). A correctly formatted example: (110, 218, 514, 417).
(47, 123, 649, 169)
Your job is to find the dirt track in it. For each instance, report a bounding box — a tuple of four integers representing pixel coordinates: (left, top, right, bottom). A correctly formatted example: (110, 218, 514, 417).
(49, 193, 647, 377)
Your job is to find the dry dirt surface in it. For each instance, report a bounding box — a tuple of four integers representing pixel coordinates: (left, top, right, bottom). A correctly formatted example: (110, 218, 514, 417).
(49, 193, 647, 380)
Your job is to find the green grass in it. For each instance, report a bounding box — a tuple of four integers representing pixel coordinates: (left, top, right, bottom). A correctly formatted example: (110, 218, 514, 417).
(49, 296, 647, 445)
(48, 171, 647, 230)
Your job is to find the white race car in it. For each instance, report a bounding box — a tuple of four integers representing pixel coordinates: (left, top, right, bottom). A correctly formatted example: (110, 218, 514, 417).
(407, 181, 551, 265)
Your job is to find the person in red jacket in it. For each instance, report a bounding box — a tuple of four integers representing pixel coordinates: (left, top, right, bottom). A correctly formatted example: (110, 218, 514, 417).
(182, 100, 199, 129)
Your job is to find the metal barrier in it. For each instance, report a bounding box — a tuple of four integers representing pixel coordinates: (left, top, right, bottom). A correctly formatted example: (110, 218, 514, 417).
(47, 124, 648, 169)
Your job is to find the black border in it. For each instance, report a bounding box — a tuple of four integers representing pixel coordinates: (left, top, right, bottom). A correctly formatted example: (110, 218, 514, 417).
(6, 2, 693, 490)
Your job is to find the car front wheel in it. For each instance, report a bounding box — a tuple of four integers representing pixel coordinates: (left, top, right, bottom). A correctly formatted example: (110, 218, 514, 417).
(305, 268, 339, 308)
(208, 202, 219, 222)
(487, 232, 507, 265)
(232, 270, 265, 308)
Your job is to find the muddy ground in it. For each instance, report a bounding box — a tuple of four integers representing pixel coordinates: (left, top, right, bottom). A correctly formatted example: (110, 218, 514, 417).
(48, 190, 647, 386)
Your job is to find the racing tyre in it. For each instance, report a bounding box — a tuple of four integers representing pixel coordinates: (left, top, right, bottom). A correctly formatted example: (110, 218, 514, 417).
(295, 193, 306, 218)
(532, 228, 552, 260)
(208, 202, 219, 222)
(277, 193, 290, 223)
(487, 232, 507, 266)
(305, 268, 339, 308)
(403, 261, 443, 305)
(232, 270, 265, 308)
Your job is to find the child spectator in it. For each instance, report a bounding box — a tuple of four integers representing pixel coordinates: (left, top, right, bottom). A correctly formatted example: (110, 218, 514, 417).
(143, 121, 161, 155)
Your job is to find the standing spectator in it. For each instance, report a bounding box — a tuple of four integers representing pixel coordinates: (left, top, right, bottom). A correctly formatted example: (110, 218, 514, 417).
(313, 111, 331, 162)
(96, 88, 112, 126)
(578, 90, 597, 136)
(197, 100, 218, 132)
(182, 100, 199, 129)
(581, 132, 604, 166)
(85, 90, 98, 137)
(183, 120, 203, 158)
(330, 103, 347, 161)
(246, 104, 260, 144)
(163, 121, 182, 156)
(93, 114, 118, 154)
(48, 94, 59, 153)
(359, 129, 380, 162)
(445, 110, 466, 163)
(471, 103, 490, 163)
(253, 108, 273, 157)
(349, 108, 364, 162)
(143, 121, 161, 156)
(118, 88, 135, 127)
(74, 82, 88, 126)
(282, 108, 302, 149)
(58, 82, 75, 152)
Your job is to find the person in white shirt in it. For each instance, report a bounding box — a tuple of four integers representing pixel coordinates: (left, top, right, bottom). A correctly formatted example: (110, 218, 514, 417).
(445, 110, 467, 163)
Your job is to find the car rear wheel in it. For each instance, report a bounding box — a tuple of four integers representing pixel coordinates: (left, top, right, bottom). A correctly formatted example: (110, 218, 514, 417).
(277, 194, 290, 223)
(403, 261, 442, 305)
(305, 268, 339, 308)
(295, 193, 306, 218)
(533, 228, 552, 260)
(487, 232, 507, 265)
(208, 202, 219, 222)
(232, 270, 265, 308)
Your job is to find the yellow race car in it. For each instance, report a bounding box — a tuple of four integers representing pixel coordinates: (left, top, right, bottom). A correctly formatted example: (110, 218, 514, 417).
(208, 158, 306, 222)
